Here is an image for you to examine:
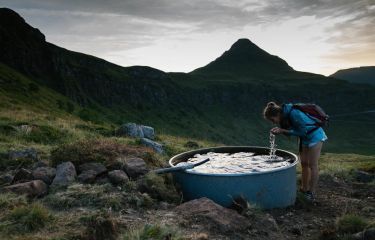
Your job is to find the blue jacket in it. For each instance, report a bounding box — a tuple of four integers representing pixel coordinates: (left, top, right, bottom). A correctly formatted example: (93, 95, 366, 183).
(282, 103, 328, 146)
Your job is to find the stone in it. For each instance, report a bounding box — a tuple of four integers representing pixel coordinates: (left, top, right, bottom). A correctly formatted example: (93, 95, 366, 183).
(51, 162, 77, 186)
(141, 125, 155, 140)
(11, 168, 33, 184)
(32, 167, 56, 185)
(78, 170, 97, 184)
(352, 228, 375, 240)
(3, 180, 47, 197)
(175, 197, 249, 232)
(0, 173, 13, 185)
(78, 162, 107, 175)
(140, 138, 163, 153)
(108, 170, 129, 185)
(8, 148, 38, 161)
(354, 170, 374, 183)
(32, 160, 48, 169)
(123, 158, 148, 179)
(117, 123, 144, 138)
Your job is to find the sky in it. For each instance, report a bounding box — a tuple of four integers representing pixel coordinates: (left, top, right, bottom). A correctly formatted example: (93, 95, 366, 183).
(1, 0, 375, 76)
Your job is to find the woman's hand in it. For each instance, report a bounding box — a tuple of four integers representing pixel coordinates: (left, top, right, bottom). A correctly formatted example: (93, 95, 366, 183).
(270, 127, 288, 135)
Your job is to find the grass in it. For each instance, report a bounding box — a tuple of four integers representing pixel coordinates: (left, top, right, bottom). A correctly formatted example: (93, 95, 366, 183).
(123, 224, 183, 240)
(0, 203, 52, 233)
(336, 214, 369, 234)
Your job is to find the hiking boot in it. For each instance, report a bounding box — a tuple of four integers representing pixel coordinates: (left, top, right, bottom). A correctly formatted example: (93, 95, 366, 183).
(304, 191, 316, 202)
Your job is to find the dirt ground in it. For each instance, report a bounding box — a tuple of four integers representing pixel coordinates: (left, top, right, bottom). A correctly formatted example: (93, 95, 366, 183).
(133, 174, 375, 240)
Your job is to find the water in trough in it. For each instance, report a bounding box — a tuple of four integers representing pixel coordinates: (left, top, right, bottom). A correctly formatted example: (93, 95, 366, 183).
(186, 133, 291, 174)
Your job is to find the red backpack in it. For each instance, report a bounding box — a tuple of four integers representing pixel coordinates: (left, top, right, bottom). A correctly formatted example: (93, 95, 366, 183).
(292, 103, 330, 127)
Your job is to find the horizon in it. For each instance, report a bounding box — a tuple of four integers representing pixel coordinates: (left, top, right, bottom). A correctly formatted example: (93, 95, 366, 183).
(1, 0, 374, 76)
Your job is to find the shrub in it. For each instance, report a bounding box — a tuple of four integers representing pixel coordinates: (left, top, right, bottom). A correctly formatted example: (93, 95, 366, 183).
(80, 212, 118, 240)
(4, 203, 51, 233)
(50, 138, 152, 167)
(22, 125, 71, 144)
(336, 214, 368, 234)
(137, 173, 180, 203)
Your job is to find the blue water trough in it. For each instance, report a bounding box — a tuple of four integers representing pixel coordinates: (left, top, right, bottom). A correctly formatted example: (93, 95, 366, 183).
(169, 146, 298, 209)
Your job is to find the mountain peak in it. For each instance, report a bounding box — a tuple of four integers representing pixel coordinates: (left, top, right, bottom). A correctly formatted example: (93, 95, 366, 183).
(0, 7, 45, 42)
(191, 38, 293, 77)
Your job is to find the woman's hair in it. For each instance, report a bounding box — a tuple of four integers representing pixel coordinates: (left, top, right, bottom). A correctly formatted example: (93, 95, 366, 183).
(263, 101, 282, 120)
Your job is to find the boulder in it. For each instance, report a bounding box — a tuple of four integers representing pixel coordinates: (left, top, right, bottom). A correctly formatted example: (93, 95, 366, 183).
(141, 125, 155, 140)
(32, 160, 48, 169)
(3, 180, 47, 197)
(108, 170, 129, 185)
(8, 148, 38, 161)
(175, 197, 249, 232)
(117, 123, 144, 138)
(78, 170, 97, 184)
(51, 162, 77, 187)
(78, 162, 107, 176)
(11, 168, 33, 184)
(352, 228, 375, 240)
(140, 138, 163, 153)
(354, 170, 374, 183)
(0, 173, 13, 185)
(123, 158, 148, 179)
(32, 167, 56, 184)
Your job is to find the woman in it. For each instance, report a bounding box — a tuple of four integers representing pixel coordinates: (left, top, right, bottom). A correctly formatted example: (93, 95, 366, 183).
(263, 102, 328, 202)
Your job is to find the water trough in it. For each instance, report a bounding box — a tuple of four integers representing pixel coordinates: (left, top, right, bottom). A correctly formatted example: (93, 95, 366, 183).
(169, 146, 298, 209)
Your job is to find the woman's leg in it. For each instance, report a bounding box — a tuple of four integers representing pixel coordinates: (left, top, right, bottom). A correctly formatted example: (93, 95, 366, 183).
(300, 146, 310, 192)
(307, 141, 323, 194)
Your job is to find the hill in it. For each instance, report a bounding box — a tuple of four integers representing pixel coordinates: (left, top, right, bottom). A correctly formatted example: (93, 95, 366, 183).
(0, 7, 375, 154)
(330, 66, 375, 85)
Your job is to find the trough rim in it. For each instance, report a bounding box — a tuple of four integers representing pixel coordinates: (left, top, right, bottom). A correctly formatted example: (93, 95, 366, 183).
(169, 146, 299, 177)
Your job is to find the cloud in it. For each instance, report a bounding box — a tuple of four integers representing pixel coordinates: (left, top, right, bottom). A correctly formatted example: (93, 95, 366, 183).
(1, 0, 374, 74)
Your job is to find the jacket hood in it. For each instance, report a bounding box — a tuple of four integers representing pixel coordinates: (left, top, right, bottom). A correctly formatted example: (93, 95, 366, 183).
(282, 103, 293, 117)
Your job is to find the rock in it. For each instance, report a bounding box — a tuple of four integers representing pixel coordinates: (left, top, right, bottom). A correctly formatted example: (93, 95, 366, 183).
(32, 160, 48, 169)
(117, 123, 144, 138)
(51, 162, 77, 187)
(175, 197, 249, 232)
(78, 162, 107, 176)
(141, 125, 155, 140)
(32, 167, 56, 184)
(3, 180, 47, 197)
(78, 170, 97, 184)
(352, 228, 375, 240)
(354, 170, 374, 183)
(11, 168, 33, 183)
(0, 173, 13, 185)
(8, 148, 38, 161)
(123, 158, 148, 179)
(96, 176, 110, 185)
(140, 138, 163, 153)
(108, 170, 129, 185)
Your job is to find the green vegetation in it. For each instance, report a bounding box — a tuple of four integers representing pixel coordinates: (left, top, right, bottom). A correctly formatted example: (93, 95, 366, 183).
(336, 214, 369, 234)
(1, 203, 51, 233)
(123, 224, 183, 240)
